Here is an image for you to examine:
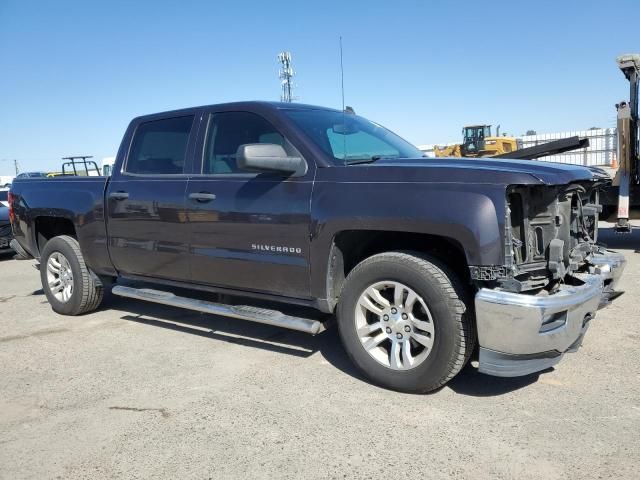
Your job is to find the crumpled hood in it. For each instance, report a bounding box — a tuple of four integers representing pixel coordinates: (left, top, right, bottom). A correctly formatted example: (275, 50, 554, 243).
(368, 157, 597, 185)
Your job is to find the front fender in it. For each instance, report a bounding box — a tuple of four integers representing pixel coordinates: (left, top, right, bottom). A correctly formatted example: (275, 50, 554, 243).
(309, 181, 506, 299)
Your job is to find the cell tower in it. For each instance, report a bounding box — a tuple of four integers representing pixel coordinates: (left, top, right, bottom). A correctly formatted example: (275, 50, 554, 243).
(278, 51, 295, 102)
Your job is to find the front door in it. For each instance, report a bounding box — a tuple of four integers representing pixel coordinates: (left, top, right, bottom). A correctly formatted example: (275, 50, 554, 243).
(185, 110, 313, 298)
(106, 114, 198, 282)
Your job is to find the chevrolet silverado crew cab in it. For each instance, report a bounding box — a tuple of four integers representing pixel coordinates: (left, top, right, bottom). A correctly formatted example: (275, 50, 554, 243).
(9, 102, 626, 393)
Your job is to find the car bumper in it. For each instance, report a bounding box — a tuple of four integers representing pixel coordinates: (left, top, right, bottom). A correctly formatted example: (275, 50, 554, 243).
(475, 249, 626, 377)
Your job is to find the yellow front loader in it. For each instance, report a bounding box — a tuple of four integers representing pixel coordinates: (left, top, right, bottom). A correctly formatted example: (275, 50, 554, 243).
(434, 125, 518, 158)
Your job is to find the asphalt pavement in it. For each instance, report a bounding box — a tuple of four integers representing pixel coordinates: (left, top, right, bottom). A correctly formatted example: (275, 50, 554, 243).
(1, 224, 639, 479)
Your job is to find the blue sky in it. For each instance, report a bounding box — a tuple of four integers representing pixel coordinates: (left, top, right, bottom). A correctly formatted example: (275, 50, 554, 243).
(1, 0, 638, 174)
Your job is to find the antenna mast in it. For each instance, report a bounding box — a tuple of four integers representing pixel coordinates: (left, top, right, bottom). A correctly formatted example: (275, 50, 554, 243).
(278, 51, 295, 102)
(340, 37, 345, 112)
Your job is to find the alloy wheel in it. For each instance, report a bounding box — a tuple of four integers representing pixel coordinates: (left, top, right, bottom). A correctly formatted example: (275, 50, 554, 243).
(354, 281, 435, 370)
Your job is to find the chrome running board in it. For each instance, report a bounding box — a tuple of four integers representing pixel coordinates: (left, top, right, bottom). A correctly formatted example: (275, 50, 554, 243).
(112, 285, 324, 335)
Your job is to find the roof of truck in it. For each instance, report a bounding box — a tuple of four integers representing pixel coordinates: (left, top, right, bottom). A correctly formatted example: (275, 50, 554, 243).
(132, 101, 342, 122)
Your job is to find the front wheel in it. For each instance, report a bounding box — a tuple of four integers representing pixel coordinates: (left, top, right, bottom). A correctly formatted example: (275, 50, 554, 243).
(40, 235, 104, 315)
(337, 251, 475, 393)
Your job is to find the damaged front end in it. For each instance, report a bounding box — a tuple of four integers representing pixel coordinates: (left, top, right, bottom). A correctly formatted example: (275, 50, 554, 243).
(471, 179, 626, 377)
(471, 180, 625, 298)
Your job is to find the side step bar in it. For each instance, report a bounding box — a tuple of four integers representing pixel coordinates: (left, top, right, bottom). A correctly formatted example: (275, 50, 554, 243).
(112, 285, 325, 335)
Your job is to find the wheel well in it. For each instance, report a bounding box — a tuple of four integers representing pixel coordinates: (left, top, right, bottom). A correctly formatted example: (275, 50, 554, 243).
(326, 230, 470, 310)
(35, 217, 76, 253)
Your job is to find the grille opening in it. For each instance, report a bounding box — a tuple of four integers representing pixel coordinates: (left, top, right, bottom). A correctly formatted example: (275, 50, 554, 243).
(534, 227, 544, 257)
(509, 193, 526, 263)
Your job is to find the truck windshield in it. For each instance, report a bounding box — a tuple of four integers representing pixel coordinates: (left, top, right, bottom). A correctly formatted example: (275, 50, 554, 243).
(283, 109, 422, 165)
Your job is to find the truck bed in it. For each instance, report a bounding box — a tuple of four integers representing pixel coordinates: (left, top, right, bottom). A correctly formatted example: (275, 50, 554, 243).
(10, 176, 114, 276)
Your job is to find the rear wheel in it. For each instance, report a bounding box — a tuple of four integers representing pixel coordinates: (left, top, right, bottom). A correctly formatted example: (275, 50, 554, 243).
(40, 235, 104, 315)
(337, 251, 475, 393)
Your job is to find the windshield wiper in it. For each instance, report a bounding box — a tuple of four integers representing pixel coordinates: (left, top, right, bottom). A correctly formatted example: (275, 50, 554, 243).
(346, 156, 395, 165)
(346, 159, 378, 165)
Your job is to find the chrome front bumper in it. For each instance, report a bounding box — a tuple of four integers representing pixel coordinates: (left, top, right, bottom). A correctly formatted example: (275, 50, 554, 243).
(475, 249, 626, 377)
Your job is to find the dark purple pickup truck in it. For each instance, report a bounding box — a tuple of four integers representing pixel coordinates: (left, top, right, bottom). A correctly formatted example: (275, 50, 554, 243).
(9, 102, 626, 392)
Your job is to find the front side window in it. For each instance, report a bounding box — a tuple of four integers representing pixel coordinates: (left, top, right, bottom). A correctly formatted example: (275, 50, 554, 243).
(464, 127, 477, 140)
(283, 109, 422, 164)
(464, 126, 489, 141)
(126, 116, 194, 175)
(202, 111, 292, 174)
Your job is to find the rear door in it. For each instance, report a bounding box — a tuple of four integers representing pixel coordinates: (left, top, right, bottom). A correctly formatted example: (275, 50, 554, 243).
(185, 109, 314, 298)
(106, 113, 199, 282)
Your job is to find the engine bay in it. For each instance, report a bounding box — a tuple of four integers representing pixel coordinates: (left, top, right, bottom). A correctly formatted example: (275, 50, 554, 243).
(471, 180, 609, 293)
(503, 181, 606, 292)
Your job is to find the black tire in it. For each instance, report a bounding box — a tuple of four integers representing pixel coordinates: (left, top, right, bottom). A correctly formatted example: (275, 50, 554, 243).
(337, 251, 475, 393)
(40, 235, 104, 315)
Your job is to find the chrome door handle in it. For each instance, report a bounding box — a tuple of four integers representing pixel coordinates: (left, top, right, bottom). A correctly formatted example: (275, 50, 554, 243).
(109, 191, 129, 200)
(189, 192, 217, 202)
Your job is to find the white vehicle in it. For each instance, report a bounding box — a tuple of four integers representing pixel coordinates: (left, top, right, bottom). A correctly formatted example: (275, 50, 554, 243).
(0, 188, 9, 207)
(0, 175, 14, 188)
(101, 157, 116, 176)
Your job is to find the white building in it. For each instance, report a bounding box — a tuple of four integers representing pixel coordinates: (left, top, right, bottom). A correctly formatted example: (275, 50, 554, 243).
(519, 128, 617, 167)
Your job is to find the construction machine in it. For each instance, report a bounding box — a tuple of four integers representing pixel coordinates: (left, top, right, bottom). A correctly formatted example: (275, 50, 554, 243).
(433, 124, 590, 160)
(434, 125, 518, 157)
(600, 53, 640, 232)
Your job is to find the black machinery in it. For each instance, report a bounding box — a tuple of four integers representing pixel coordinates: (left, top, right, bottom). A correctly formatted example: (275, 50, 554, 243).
(611, 54, 640, 233)
(61, 156, 100, 177)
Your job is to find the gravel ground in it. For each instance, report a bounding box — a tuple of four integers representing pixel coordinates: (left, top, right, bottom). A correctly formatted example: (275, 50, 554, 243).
(0, 224, 639, 479)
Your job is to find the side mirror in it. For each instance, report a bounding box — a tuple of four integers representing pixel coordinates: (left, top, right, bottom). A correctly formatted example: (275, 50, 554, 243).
(236, 144, 307, 176)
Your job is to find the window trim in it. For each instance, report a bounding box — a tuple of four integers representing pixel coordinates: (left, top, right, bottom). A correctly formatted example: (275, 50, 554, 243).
(122, 114, 197, 177)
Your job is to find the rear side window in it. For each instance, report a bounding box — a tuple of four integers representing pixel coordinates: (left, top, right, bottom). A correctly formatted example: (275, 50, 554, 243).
(126, 116, 194, 175)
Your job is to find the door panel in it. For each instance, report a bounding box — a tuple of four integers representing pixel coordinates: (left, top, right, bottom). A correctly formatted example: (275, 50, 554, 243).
(107, 177, 190, 281)
(187, 176, 312, 297)
(186, 110, 313, 298)
(106, 114, 198, 281)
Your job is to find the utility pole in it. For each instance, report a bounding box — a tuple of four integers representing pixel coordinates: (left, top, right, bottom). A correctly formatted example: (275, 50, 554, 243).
(0, 158, 18, 176)
(278, 51, 296, 103)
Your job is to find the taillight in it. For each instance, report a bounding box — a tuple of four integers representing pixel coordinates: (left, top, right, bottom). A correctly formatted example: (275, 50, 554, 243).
(7, 191, 15, 224)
